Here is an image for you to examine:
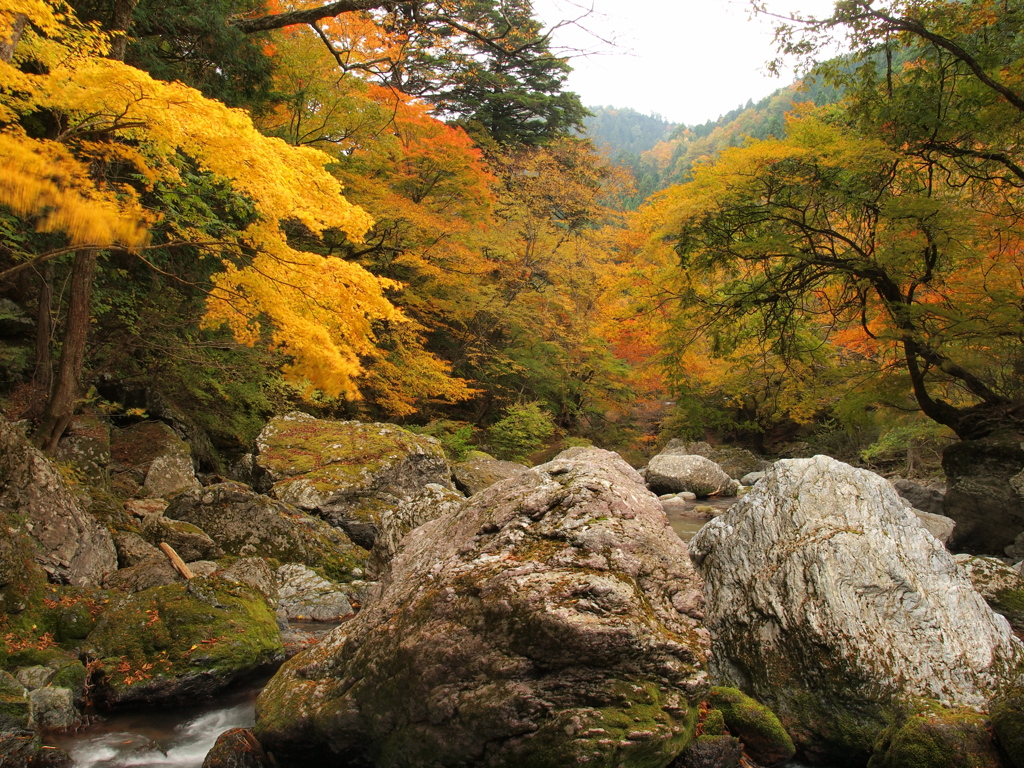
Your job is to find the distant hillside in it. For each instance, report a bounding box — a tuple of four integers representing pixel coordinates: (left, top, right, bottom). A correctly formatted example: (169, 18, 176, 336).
(583, 106, 677, 157)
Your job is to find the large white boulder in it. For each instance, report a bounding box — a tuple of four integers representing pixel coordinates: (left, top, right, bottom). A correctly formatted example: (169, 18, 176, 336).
(690, 455, 1023, 764)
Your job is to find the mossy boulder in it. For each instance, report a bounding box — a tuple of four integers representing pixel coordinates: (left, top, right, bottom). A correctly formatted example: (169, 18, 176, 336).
(202, 727, 270, 768)
(254, 413, 453, 548)
(708, 687, 795, 765)
(992, 684, 1024, 767)
(365, 483, 465, 579)
(256, 448, 709, 767)
(164, 483, 366, 582)
(690, 457, 1023, 766)
(0, 671, 29, 731)
(84, 577, 283, 708)
(868, 707, 1003, 768)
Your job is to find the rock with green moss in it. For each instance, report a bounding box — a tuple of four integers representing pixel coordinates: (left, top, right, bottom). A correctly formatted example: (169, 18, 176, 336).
(84, 578, 283, 709)
(254, 413, 453, 548)
(451, 454, 528, 496)
(0, 416, 117, 587)
(708, 687, 795, 765)
(868, 708, 1003, 768)
(689, 456, 1023, 766)
(0, 671, 30, 732)
(164, 483, 367, 582)
(53, 414, 111, 486)
(255, 448, 709, 768)
(955, 554, 1024, 632)
(992, 684, 1024, 767)
(103, 554, 183, 593)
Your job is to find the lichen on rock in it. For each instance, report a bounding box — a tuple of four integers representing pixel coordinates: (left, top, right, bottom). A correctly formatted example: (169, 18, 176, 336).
(255, 448, 709, 767)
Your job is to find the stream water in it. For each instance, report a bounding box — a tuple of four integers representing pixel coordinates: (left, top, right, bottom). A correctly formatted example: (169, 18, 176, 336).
(46, 684, 261, 768)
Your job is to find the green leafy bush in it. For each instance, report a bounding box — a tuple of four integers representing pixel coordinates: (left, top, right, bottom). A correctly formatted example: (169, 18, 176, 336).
(486, 403, 556, 462)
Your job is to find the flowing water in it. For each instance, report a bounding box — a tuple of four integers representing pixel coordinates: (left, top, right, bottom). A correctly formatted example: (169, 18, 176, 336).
(47, 684, 261, 768)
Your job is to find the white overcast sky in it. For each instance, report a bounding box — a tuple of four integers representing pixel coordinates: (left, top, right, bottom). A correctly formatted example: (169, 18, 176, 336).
(531, 0, 840, 125)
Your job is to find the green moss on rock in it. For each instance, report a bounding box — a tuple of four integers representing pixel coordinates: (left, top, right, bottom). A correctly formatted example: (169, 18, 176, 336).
(709, 687, 795, 765)
(85, 577, 283, 707)
(701, 708, 726, 736)
(0, 671, 29, 731)
(992, 686, 1024, 768)
(868, 707, 1003, 768)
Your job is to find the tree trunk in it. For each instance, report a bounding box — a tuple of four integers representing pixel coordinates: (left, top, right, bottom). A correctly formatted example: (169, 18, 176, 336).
(108, 0, 140, 61)
(33, 261, 54, 394)
(0, 13, 27, 62)
(35, 251, 97, 452)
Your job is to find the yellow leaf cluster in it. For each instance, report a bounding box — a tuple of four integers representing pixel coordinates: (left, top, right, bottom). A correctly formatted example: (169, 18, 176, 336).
(0, 130, 149, 246)
(1, 2, 397, 399)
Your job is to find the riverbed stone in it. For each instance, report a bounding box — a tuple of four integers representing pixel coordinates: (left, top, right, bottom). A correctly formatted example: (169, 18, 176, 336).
(255, 448, 709, 768)
(113, 532, 161, 569)
(689, 455, 1024, 765)
(0, 416, 117, 587)
(104, 554, 182, 593)
(365, 483, 465, 579)
(164, 483, 366, 583)
(202, 727, 271, 768)
(913, 508, 956, 544)
(274, 564, 354, 622)
(254, 413, 453, 549)
(646, 453, 737, 498)
(85, 578, 284, 708)
(28, 687, 79, 730)
(0, 730, 71, 768)
(675, 735, 743, 768)
(891, 478, 945, 516)
(0, 672, 29, 731)
(219, 558, 278, 604)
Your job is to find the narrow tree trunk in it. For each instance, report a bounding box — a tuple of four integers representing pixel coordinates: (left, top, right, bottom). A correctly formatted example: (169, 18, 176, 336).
(0, 13, 27, 62)
(33, 261, 54, 394)
(35, 251, 97, 452)
(108, 0, 140, 61)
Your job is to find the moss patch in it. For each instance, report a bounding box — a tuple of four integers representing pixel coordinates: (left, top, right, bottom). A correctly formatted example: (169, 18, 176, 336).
(868, 707, 1003, 768)
(85, 577, 283, 706)
(992, 686, 1024, 768)
(710, 687, 795, 765)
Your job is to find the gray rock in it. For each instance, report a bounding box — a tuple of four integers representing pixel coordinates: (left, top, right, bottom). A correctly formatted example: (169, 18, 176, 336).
(689, 455, 1023, 764)
(366, 483, 465, 579)
(141, 515, 222, 562)
(104, 554, 182, 593)
(255, 448, 709, 768)
(53, 414, 111, 485)
(14, 668, 54, 691)
(741, 471, 765, 487)
(220, 558, 278, 604)
(275, 564, 354, 622)
(707, 447, 768, 481)
(955, 554, 1024, 602)
(914, 508, 956, 544)
(164, 483, 366, 580)
(0, 672, 29, 731)
(943, 437, 1024, 554)
(892, 477, 945, 516)
(1007, 531, 1024, 561)
(28, 688, 79, 730)
(661, 496, 690, 515)
(110, 421, 200, 498)
(646, 453, 737, 498)
(113, 531, 161, 569)
(451, 455, 528, 496)
(187, 560, 219, 578)
(254, 413, 453, 548)
(663, 439, 714, 457)
(0, 416, 117, 587)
